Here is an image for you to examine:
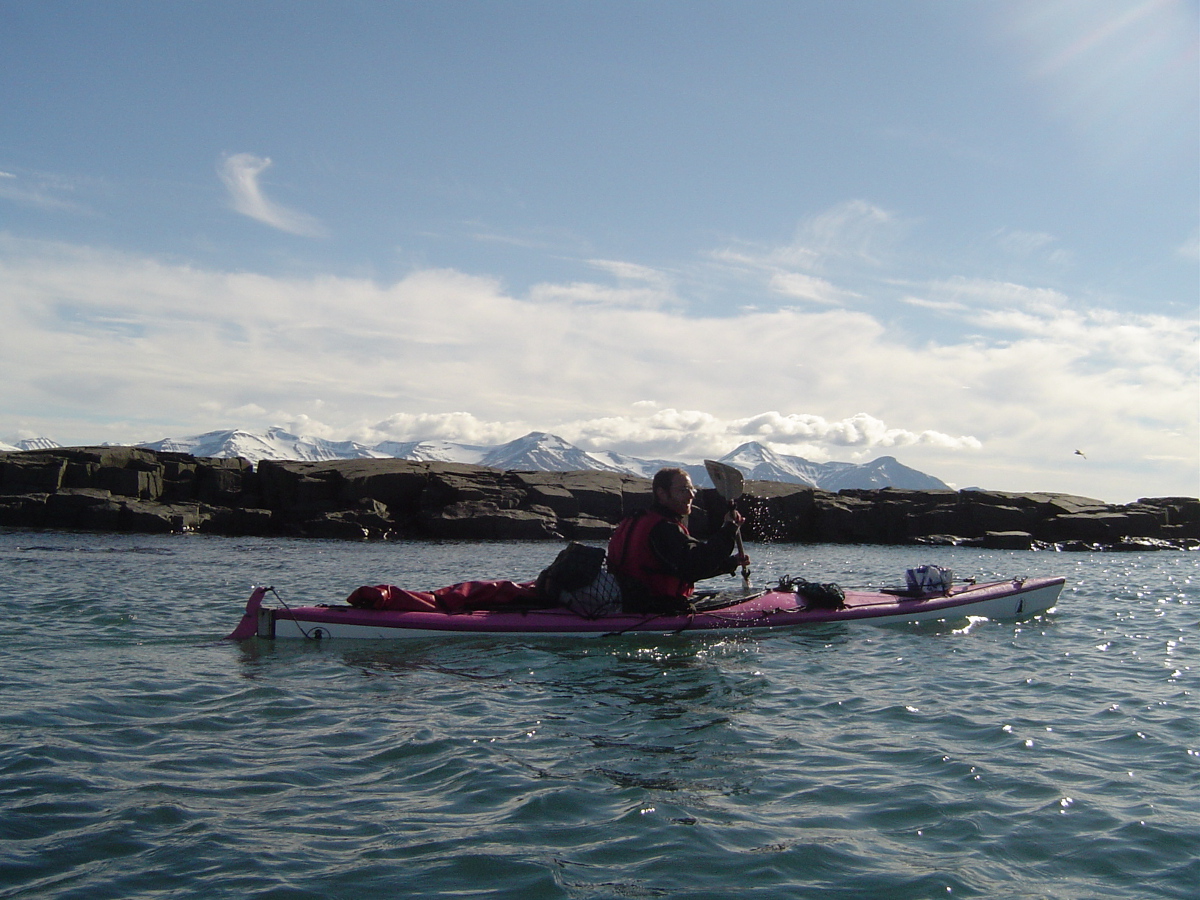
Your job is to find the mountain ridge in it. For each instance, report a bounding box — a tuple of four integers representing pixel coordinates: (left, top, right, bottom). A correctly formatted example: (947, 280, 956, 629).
(4, 427, 950, 492)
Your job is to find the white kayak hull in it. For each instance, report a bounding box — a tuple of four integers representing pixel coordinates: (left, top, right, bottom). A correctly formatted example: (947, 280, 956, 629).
(228, 577, 1065, 641)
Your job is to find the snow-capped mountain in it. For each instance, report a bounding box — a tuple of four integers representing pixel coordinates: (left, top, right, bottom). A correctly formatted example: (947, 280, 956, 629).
(137, 427, 385, 463)
(720, 441, 948, 491)
(721, 442, 823, 486)
(4, 437, 62, 452)
(585, 449, 687, 481)
(3, 427, 950, 491)
(479, 431, 626, 473)
(815, 456, 949, 491)
(372, 439, 489, 464)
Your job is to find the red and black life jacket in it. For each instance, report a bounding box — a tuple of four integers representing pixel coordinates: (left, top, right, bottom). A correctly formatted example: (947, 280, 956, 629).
(606, 508, 693, 601)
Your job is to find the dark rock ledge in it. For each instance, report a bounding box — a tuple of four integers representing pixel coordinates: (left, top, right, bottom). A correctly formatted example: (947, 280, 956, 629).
(1, 447, 1197, 550)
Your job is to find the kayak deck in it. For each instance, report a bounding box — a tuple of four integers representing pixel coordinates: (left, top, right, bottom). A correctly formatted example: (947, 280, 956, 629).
(228, 577, 1065, 640)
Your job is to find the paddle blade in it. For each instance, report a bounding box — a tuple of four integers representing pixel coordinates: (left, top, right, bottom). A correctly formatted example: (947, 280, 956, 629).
(704, 459, 744, 501)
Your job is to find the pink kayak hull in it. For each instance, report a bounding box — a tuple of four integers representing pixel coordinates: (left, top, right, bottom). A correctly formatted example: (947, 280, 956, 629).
(228, 577, 1065, 640)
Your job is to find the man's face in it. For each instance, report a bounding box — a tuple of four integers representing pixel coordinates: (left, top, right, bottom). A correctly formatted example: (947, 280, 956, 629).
(658, 472, 696, 517)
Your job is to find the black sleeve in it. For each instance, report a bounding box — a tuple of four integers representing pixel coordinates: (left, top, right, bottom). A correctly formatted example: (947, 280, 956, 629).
(648, 518, 740, 586)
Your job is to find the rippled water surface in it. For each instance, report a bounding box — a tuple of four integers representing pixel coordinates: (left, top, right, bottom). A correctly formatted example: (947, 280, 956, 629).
(1, 531, 1196, 899)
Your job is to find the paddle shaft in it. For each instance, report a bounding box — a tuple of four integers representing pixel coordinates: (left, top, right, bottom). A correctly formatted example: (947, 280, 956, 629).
(728, 499, 751, 587)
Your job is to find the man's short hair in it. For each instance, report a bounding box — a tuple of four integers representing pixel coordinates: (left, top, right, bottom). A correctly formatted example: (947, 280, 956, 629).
(653, 467, 688, 495)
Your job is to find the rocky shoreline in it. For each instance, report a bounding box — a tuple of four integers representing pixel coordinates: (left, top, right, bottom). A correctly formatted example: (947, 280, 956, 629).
(1, 446, 1197, 551)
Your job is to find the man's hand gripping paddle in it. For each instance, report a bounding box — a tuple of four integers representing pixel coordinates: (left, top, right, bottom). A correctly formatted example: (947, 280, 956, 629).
(704, 459, 751, 588)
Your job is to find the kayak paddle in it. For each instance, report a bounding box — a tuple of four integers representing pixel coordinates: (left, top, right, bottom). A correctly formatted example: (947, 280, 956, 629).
(704, 459, 751, 587)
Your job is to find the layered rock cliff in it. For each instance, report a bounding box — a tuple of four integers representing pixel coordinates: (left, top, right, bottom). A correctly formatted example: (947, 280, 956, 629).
(1, 447, 1196, 550)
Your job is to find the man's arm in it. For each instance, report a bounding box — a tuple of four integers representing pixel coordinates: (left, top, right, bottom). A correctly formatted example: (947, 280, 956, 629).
(648, 519, 740, 585)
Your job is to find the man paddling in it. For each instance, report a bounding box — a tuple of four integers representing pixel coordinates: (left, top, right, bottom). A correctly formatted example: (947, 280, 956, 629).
(607, 467, 749, 614)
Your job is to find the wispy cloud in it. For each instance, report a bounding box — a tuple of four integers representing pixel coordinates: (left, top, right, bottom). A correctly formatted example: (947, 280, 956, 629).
(790, 199, 899, 268)
(219, 153, 325, 237)
(990, 227, 1073, 266)
(768, 272, 855, 305)
(715, 200, 900, 274)
(708, 200, 903, 314)
(0, 169, 90, 213)
(527, 279, 675, 310)
(586, 258, 673, 286)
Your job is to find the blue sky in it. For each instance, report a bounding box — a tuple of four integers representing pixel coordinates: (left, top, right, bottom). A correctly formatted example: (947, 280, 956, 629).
(1, 0, 1196, 502)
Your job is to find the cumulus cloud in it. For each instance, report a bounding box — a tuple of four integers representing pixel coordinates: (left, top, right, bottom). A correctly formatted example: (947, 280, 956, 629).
(734, 411, 980, 450)
(219, 153, 325, 237)
(550, 408, 980, 464)
(366, 412, 528, 447)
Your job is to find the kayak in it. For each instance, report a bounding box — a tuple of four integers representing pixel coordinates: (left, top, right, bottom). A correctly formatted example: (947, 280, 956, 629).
(227, 575, 1065, 640)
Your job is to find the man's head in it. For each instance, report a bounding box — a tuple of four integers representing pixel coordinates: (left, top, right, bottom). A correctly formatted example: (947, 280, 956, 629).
(653, 467, 696, 517)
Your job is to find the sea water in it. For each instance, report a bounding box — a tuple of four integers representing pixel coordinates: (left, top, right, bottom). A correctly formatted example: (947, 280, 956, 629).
(0, 530, 1196, 900)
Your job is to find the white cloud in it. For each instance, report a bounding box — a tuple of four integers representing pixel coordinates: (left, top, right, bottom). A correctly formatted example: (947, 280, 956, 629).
(551, 408, 981, 464)
(527, 279, 674, 310)
(586, 258, 673, 286)
(0, 169, 90, 213)
(709, 199, 903, 318)
(768, 272, 854, 305)
(900, 294, 968, 313)
(466, 229, 550, 250)
(219, 153, 325, 237)
(715, 200, 900, 275)
(794, 199, 898, 267)
(365, 411, 527, 446)
(734, 411, 981, 451)
(0, 235, 1194, 501)
(991, 228, 1073, 266)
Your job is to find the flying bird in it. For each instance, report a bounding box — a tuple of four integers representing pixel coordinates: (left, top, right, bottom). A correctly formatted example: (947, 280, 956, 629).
(1074, 450, 1087, 459)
